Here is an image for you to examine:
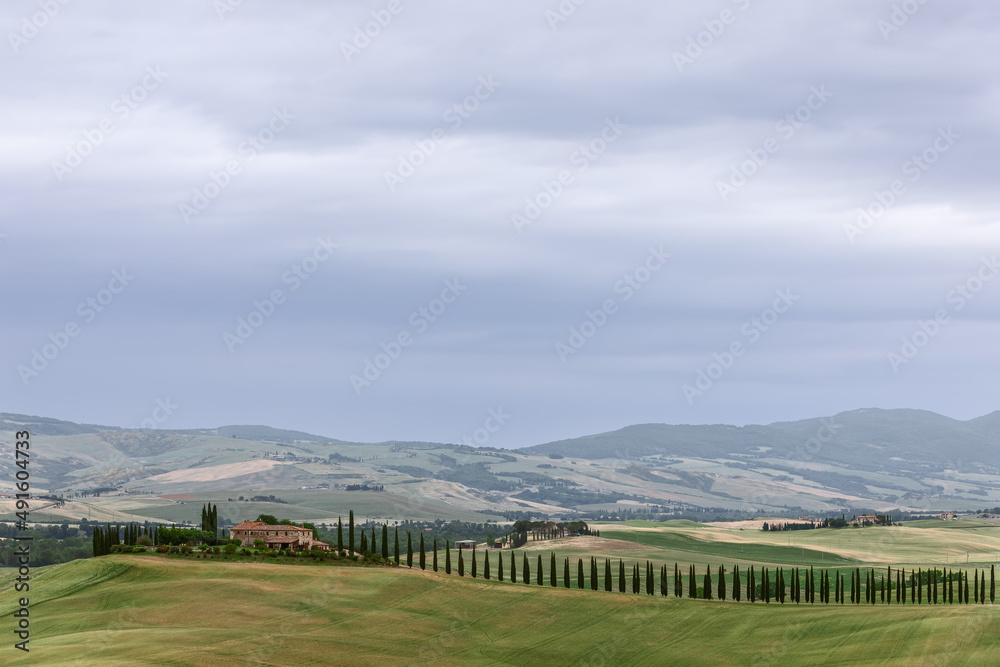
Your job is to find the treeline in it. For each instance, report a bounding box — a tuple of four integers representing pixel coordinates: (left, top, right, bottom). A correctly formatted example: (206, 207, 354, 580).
(418, 545, 998, 608)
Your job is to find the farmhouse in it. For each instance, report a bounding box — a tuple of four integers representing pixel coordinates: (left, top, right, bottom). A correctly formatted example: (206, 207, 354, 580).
(851, 514, 878, 526)
(230, 520, 330, 551)
(455, 540, 478, 550)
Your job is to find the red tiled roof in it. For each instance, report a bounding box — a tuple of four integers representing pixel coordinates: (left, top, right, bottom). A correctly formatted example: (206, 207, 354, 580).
(232, 522, 311, 532)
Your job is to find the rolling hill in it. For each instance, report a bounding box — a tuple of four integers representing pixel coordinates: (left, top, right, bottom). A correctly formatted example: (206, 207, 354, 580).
(3, 409, 1000, 524)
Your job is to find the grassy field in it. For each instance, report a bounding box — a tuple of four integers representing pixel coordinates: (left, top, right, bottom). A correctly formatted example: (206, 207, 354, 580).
(1, 555, 998, 666)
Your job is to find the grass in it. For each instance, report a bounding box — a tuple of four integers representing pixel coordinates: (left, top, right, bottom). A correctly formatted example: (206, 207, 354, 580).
(2, 555, 999, 665)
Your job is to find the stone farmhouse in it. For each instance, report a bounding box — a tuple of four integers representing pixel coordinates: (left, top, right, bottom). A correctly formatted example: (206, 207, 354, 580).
(230, 520, 331, 551)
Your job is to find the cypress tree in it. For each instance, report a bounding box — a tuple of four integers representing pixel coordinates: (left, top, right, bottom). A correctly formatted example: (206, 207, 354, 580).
(964, 570, 970, 604)
(607, 559, 614, 592)
(497, 548, 503, 581)
(674, 563, 681, 597)
(881, 572, 885, 604)
(718, 565, 725, 601)
(484, 549, 491, 580)
(523, 552, 530, 585)
(578, 558, 585, 589)
(975, 570, 980, 603)
(433, 539, 439, 572)
(633, 563, 640, 594)
(371, 526, 377, 555)
(590, 557, 598, 591)
(337, 517, 344, 553)
(564, 557, 570, 588)
(382, 524, 389, 558)
(445, 541, 452, 573)
(933, 568, 938, 604)
(538, 554, 544, 586)
(348, 511, 355, 554)
(750, 566, 756, 603)
(948, 569, 953, 604)
(360, 531, 368, 554)
(918, 568, 923, 604)
(394, 527, 400, 565)
(733, 565, 741, 602)
(510, 551, 516, 583)
(660, 564, 668, 596)
(980, 570, 986, 604)
(407, 532, 413, 568)
(551, 552, 557, 587)
(991, 565, 995, 603)
(834, 571, 840, 604)
(704, 565, 712, 600)
(689, 564, 697, 598)
(419, 534, 426, 570)
(620, 560, 626, 593)
(472, 548, 478, 578)
(647, 562, 653, 596)
(458, 549, 465, 576)
(778, 568, 784, 604)
(911, 569, 916, 603)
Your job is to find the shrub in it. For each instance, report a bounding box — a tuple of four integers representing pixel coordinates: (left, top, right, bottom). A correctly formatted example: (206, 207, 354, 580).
(158, 545, 169, 553)
(180, 545, 193, 555)
(137, 535, 154, 546)
(168, 546, 180, 554)
(224, 543, 238, 554)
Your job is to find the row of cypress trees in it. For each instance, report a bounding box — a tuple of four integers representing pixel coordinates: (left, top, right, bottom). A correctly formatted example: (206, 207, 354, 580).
(332, 512, 1000, 607)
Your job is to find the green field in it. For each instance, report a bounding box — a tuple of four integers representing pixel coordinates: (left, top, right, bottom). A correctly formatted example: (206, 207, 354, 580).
(2, 555, 999, 666)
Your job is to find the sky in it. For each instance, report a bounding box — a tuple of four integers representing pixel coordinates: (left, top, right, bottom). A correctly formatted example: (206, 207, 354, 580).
(2, 1, 999, 448)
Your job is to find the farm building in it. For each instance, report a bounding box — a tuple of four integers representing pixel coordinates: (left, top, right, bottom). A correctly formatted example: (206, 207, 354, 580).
(455, 540, 478, 550)
(230, 520, 331, 551)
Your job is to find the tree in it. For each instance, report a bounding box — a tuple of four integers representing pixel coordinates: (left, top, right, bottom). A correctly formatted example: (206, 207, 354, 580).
(620, 560, 627, 593)
(918, 568, 923, 604)
(965, 570, 970, 604)
(703, 565, 712, 600)
(981, 570, 986, 605)
(498, 549, 504, 581)
(991, 565, 995, 604)
(564, 557, 570, 588)
(591, 557, 599, 591)
(472, 548, 478, 578)
(523, 552, 530, 585)
(445, 541, 451, 574)
(382, 524, 389, 560)
(419, 534, 426, 570)
(360, 531, 368, 554)
(510, 551, 516, 583)
(337, 517, 344, 553)
(371, 526, 377, 556)
(674, 563, 681, 598)
(551, 552, 557, 587)
(578, 559, 585, 590)
(537, 554, 543, 586)
(348, 511, 355, 554)
(407, 531, 413, 568)
(607, 559, 614, 592)
(433, 539, 439, 572)
(733, 565, 741, 602)
(394, 527, 400, 565)
(633, 563, 640, 594)
(484, 549, 491, 580)
(749, 566, 756, 603)
(458, 549, 465, 577)
(689, 564, 696, 599)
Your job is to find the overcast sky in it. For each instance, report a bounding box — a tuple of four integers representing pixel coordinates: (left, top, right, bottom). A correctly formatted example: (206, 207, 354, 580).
(2, 1, 998, 447)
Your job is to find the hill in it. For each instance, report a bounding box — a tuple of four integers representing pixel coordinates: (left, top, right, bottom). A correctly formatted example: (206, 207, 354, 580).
(3, 409, 1000, 522)
(1, 555, 997, 665)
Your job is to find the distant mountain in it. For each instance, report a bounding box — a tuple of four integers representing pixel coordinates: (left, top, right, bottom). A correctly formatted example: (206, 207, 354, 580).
(524, 408, 1000, 472)
(4, 408, 1000, 517)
